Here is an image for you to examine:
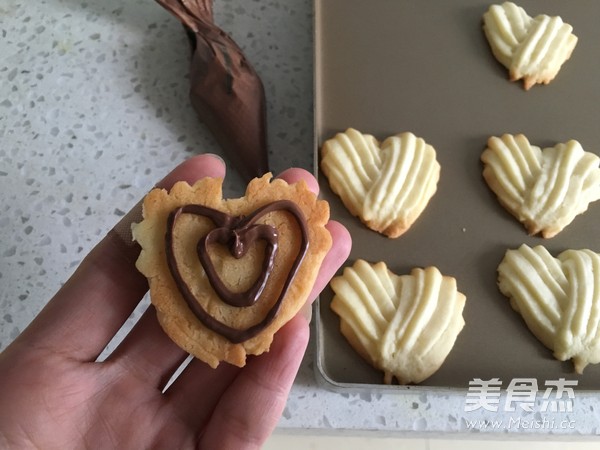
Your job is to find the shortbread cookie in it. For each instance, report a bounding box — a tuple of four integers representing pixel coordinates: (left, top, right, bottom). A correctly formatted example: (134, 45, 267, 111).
(498, 244, 600, 373)
(330, 259, 466, 385)
(320, 128, 440, 238)
(481, 134, 600, 238)
(483, 2, 578, 90)
(132, 174, 332, 368)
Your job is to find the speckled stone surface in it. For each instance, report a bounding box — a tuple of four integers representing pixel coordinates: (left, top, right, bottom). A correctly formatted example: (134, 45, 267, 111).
(1, 0, 598, 437)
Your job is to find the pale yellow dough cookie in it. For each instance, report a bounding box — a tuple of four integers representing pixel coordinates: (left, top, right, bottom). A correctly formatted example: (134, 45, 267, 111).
(481, 134, 600, 238)
(320, 128, 440, 238)
(498, 244, 600, 373)
(330, 259, 466, 385)
(132, 174, 332, 368)
(483, 2, 578, 90)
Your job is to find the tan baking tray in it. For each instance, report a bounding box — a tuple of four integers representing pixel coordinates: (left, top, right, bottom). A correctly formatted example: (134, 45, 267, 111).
(314, 0, 600, 391)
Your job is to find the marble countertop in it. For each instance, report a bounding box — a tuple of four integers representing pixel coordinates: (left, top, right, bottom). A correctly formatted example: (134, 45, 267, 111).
(2, 0, 599, 438)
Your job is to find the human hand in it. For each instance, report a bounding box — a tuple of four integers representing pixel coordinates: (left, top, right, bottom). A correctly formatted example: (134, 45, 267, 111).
(0, 154, 351, 450)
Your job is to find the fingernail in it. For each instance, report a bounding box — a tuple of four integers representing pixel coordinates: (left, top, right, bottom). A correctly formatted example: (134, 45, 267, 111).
(111, 198, 144, 247)
(299, 301, 313, 323)
(204, 152, 226, 166)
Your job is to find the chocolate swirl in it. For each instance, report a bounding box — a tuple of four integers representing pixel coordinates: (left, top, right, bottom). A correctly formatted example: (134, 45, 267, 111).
(165, 200, 309, 343)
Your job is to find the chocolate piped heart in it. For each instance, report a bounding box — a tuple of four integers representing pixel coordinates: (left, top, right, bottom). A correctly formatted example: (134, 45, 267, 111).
(165, 200, 308, 343)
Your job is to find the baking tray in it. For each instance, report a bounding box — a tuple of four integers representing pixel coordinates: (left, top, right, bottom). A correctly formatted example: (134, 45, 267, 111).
(314, 0, 600, 391)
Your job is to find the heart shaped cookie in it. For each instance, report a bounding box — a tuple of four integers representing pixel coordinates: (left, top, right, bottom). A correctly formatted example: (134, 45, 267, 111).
(133, 174, 332, 368)
(481, 134, 600, 238)
(320, 128, 440, 238)
(483, 2, 578, 90)
(330, 259, 466, 385)
(498, 244, 600, 373)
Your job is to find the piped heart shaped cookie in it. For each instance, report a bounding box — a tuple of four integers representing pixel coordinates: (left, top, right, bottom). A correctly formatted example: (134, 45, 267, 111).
(133, 174, 332, 368)
(481, 134, 600, 238)
(321, 128, 440, 238)
(482, 2, 578, 90)
(330, 259, 466, 385)
(498, 244, 600, 373)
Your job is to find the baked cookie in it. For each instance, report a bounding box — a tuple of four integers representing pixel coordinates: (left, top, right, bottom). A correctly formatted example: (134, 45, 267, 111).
(320, 128, 440, 238)
(481, 134, 600, 238)
(483, 2, 578, 90)
(498, 244, 600, 373)
(132, 174, 332, 368)
(330, 259, 466, 385)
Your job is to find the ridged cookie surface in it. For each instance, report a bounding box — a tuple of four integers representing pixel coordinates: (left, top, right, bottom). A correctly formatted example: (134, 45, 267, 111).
(320, 128, 440, 238)
(498, 244, 600, 373)
(330, 259, 466, 385)
(481, 134, 600, 238)
(483, 2, 578, 90)
(132, 174, 332, 368)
